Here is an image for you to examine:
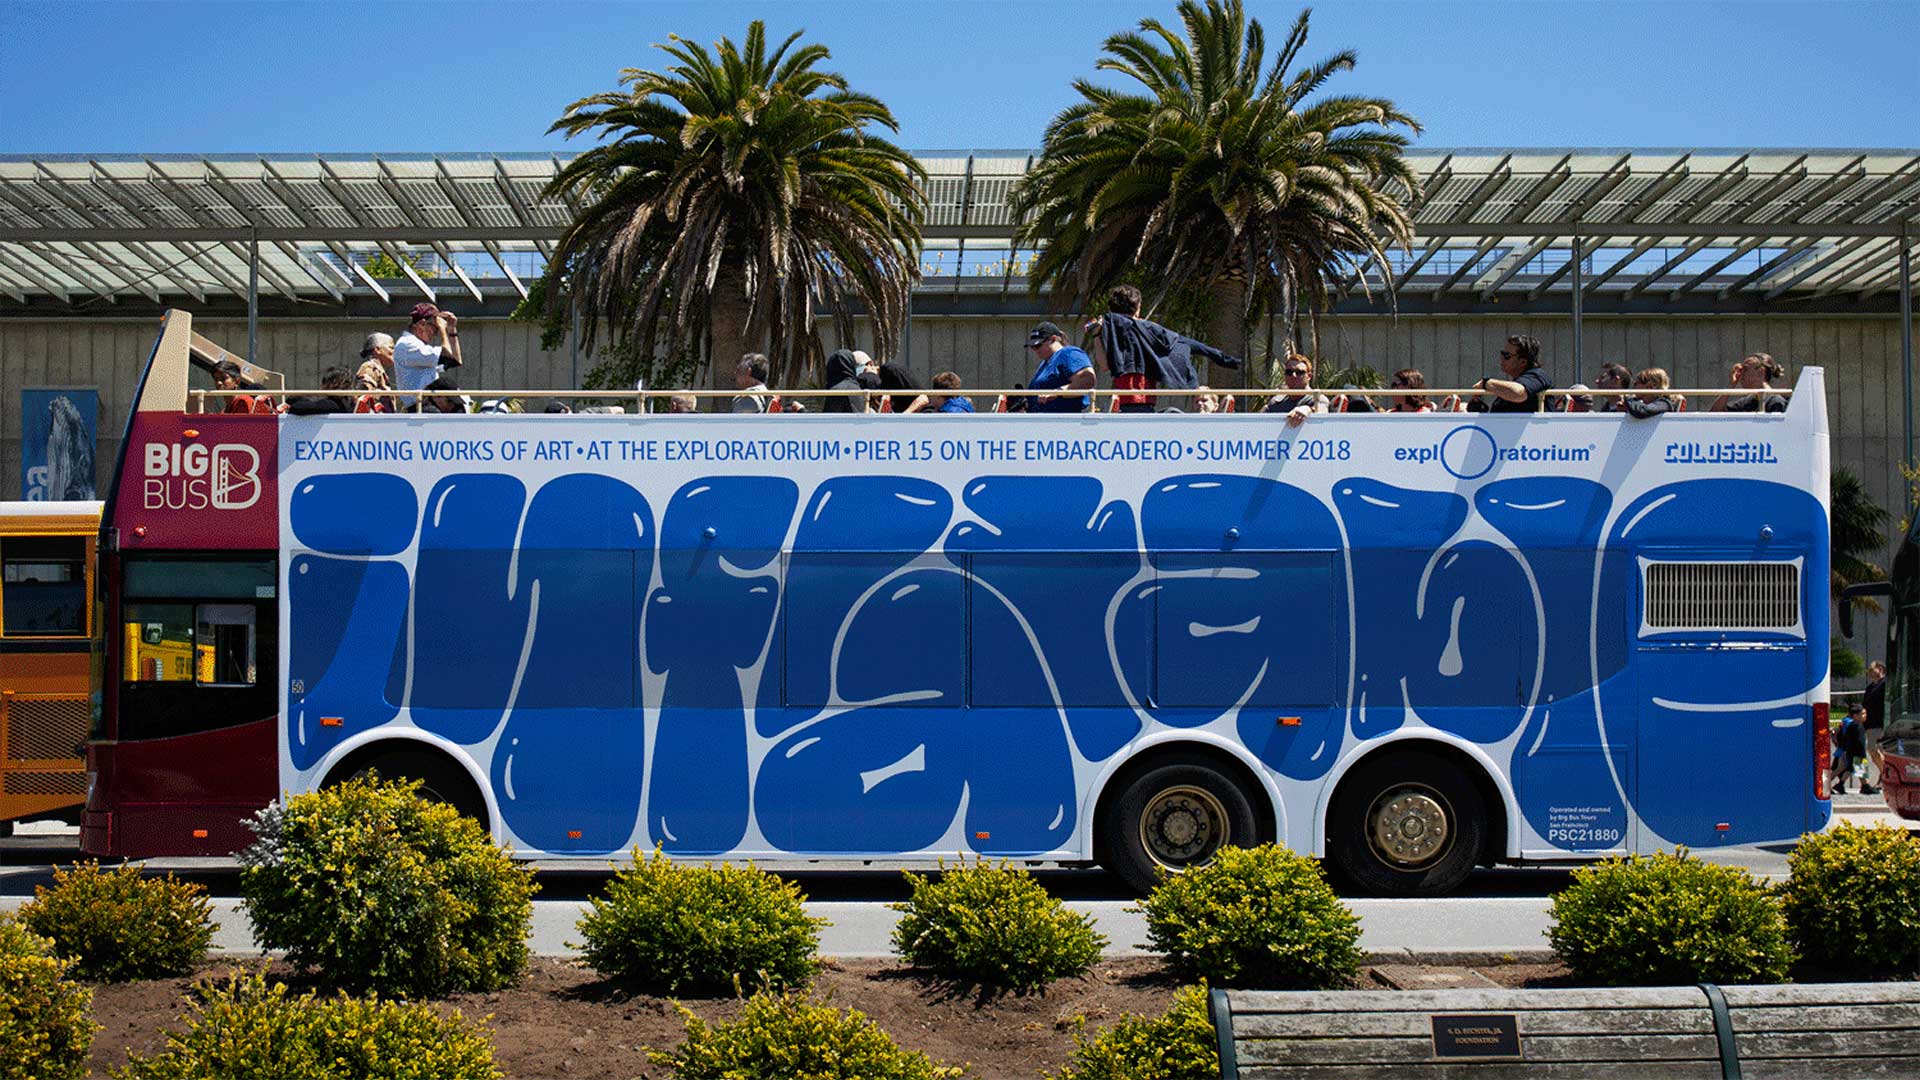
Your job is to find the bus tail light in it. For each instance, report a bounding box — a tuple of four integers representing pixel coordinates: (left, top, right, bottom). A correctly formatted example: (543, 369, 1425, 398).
(1813, 702, 1830, 801)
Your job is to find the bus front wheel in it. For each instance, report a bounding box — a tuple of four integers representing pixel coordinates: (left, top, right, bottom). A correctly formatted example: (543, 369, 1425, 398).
(333, 746, 490, 829)
(1099, 752, 1259, 895)
(1327, 750, 1487, 897)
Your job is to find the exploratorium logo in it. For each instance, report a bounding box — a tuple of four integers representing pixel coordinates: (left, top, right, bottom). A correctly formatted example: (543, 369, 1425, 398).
(1392, 424, 1594, 480)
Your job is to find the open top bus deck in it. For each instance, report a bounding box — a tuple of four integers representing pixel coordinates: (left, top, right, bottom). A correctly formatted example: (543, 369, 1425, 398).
(84, 310, 1834, 895)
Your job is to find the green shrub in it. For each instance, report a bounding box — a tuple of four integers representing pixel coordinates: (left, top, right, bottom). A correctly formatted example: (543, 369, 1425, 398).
(1048, 984, 1217, 1080)
(238, 775, 536, 997)
(652, 991, 963, 1079)
(18, 861, 215, 981)
(1548, 851, 1793, 985)
(1, 915, 95, 1080)
(1137, 844, 1361, 989)
(890, 860, 1105, 990)
(576, 848, 824, 994)
(114, 968, 499, 1080)
(1782, 822, 1920, 975)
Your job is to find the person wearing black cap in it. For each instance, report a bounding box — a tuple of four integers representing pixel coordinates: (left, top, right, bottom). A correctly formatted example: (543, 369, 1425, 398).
(1024, 322, 1094, 413)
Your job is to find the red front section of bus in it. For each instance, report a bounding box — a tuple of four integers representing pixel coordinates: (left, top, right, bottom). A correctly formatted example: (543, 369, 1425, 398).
(82, 411, 280, 857)
(1882, 747, 1920, 820)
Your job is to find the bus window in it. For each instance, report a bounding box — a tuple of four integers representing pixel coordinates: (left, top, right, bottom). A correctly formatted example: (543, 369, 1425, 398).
(2, 537, 87, 636)
(195, 604, 257, 687)
(124, 604, 194, 682)
(124, 559, 275, 600)
(117, 556, 278, 742)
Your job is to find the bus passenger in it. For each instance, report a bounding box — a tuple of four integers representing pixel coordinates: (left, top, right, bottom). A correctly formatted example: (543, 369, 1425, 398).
(732, 354, 773, 414)
(1387, 368, 1433, 412)
(359, 332, 395, 386)
(285, 366, 355, 415)
(1624, 367, 1675, 418)
(354, 359, 395, 414)
(1593, 362, 1631, 412)
(870, 355, 930, 414)
(1711, 353, 1788, 413)
(1562, 383, 1594, 413)
(1263, 353, 1327, 427)
(1089, 284, 1241, 413)
(821, 349, 870, 413)
(394, 303, 463, 399)
(214, 361, 274, 414)
(1024, 322, 1095, 413)
(1475, 335, 1552, 412)
(932, 371, 974, 413)
(666, 393, 699, 414)
(1335, 385, 1377, 413)
(1194, 387, 1220, 414)
(422, 375, 467, 414)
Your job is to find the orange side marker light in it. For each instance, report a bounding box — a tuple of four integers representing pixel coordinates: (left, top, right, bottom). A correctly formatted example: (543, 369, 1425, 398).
(191, 829, 209, 839)
(974, 831, 991, 840)
(319, 716, 344, 727)
(567, 830, 583, 839)
(1278, 716, 1302, 727)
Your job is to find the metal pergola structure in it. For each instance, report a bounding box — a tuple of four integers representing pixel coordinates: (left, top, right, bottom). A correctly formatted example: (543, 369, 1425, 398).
(2, 149, 1916, 458)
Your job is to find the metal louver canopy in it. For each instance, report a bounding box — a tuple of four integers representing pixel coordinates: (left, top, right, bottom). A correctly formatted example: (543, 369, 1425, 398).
(0, 149, 1914, 305)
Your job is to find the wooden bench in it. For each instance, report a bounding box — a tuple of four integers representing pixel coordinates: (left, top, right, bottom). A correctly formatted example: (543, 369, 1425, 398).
(1209, 982, 1920, 1078)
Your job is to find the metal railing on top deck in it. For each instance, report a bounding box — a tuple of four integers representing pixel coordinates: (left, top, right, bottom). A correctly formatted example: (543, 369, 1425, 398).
(188, 385, 1794, 414)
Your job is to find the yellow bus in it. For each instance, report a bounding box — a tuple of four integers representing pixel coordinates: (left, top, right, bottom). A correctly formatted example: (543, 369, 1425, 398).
(0, 501, 99, 836)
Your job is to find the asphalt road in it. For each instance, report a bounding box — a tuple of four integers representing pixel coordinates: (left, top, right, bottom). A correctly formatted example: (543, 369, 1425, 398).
(4, 803, 1910, 959)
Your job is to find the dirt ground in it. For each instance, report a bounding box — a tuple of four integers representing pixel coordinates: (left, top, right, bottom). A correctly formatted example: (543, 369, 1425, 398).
(80, 956, 1574, 1079)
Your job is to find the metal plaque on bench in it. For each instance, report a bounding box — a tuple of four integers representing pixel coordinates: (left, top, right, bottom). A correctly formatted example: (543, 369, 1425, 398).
(1430, 1013, 1522, 1059)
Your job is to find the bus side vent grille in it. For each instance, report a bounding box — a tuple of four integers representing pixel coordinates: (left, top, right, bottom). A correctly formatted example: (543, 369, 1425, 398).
(1644, 561, 1800, 630)
(0, 770, 86, 796)
(3, 697, 89, 761)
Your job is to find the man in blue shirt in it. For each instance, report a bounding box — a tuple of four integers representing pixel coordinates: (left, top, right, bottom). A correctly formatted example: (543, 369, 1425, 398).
(1024, 322, 1095, 413)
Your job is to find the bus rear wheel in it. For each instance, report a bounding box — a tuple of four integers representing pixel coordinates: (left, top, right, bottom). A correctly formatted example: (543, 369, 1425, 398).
(1328, 749, 1487, 896)
(334, 746, 489, 829)
(1099, 752, 1259, 895)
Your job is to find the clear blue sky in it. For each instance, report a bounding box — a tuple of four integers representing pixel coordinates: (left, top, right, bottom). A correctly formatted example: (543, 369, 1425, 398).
(1, 1, 1914, 154)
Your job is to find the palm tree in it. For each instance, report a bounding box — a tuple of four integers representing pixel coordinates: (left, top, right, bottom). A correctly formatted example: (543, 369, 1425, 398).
(537, 23, 924, 388)
(1009, 1, 1419, 382)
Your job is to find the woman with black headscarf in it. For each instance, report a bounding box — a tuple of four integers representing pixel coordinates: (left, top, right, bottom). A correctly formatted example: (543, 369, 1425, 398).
(821, 349, 869, 413)
(868, 353, 930, 414)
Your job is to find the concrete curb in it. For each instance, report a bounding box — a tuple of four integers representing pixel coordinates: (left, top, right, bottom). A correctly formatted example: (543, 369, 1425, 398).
(1364, 949, 1559, 966)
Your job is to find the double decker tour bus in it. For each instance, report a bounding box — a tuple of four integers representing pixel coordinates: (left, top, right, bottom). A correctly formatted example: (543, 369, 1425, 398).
(84, 310, 1835, 895)
(0, 501, 99, 835)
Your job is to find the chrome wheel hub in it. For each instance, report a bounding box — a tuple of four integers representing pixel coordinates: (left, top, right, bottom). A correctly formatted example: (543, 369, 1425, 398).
(1367, 786, 1453, 869)
(1141, 786, 1230, 867)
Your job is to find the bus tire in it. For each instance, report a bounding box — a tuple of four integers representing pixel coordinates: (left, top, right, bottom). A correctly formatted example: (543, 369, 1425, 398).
(334, 746, 489, 829)
(1099, 752, 1259, 895)
(1327, 749, 1487, 897)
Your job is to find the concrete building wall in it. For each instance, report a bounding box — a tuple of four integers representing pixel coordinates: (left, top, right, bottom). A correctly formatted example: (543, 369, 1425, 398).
(1, 312, 1910, 657)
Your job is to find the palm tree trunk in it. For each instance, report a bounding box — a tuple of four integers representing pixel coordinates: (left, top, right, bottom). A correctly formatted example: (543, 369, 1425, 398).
(1206, 278, 1252, 388)
(707, 271, 753, 395)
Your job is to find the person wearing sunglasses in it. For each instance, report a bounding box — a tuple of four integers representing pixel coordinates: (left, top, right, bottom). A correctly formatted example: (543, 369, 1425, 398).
(1591, 362, 1631, 412)
(1473, 334, 1552, 413)
(1263, 353, 1328, 427)
(1384, 368, 1463, 413)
